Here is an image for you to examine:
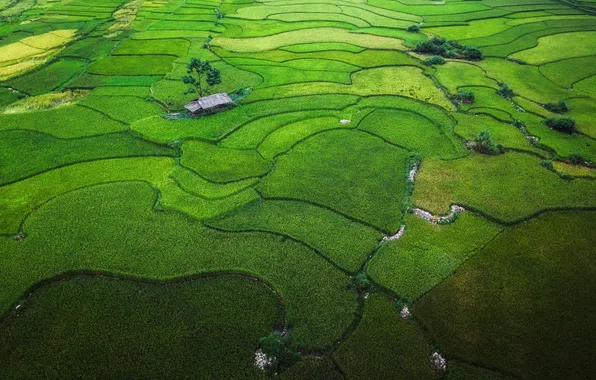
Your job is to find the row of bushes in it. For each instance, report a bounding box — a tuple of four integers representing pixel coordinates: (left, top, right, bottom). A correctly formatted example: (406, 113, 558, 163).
(414, 37, 483, 61)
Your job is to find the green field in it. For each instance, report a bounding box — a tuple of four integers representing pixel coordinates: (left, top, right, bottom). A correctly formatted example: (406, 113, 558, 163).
(1, 0, 595, 378)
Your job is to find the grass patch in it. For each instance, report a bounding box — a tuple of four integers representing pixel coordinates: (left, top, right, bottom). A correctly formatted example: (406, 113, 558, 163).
(333, 293, 436, 379)
(0, 275, 283, 379)
(414, 211, 596, 379)
(413, 152, 596, 223)
(0, 182, 357, 348)
(257, 130, 410, 233)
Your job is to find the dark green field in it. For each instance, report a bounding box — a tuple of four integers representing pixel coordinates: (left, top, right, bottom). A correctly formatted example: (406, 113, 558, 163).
(1, 0, 595, 378)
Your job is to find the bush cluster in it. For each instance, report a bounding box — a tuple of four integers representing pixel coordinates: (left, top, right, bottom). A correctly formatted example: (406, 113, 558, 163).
(259, 332, 300, 371)
(407, 24, 420, 33)
(472, 131, 503, 155)
(544, 117, 576, 134)
(413, 37, 483, 61)
(424, 55, 445, 66)
(450, 90, 475, 105)
(497, 83, 514, 99)
(543, 100, 569, 114)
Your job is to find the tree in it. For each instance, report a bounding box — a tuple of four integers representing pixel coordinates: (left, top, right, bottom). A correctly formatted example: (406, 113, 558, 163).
(424, 55, 445, 66)
(472, 131, 503, 155)
(259, 332, 300, 371)
(544, 117, 576, 134)
(497, 83, 514, 99)
(450, 90, 475, 105)
(543, 100, 569, 114)
(182, 58, 221, 97)
(407, 24, 420, 33)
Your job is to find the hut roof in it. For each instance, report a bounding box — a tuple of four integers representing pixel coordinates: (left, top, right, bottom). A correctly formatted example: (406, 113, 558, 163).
(185, 92, 233, 114)
(198, 92, 233, 109)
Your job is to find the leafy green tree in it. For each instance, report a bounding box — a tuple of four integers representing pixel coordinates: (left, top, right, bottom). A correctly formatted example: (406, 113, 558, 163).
(497, 83, 514, 99)
(182, 58, 222, 97)
(407, 24, 420, 33)
(544, 117, 576, 134)
(472, 131, 503, 155)
(424, 56, 445, 66)
(450, 90, 475, 105)
(544, 100, 569, 114)
(259, 332, 300, 371)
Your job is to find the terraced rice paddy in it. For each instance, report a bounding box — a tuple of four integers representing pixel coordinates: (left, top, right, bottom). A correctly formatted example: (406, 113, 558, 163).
(1, 0, 595, 378)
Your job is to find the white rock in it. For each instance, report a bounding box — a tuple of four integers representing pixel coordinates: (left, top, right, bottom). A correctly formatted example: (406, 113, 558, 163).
(400, 305, 410, 318)
(431, 352, 447, 371)
(254, 349, 273, 370)
(339, 119, 351, 124)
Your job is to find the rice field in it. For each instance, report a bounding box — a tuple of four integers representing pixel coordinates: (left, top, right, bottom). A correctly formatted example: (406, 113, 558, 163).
(1, 0, 595, 378)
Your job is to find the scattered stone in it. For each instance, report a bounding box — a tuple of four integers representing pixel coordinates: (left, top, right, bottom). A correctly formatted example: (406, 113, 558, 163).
(431, 352, 447, 371)
(13, 233, 26, 241)
(254, 349, 274, 370)
(408, 166, 418, 182)
(413, 205, 464, 224)
(382, 225, 405, 242)
(400, 305, 411, 319)
(339, 119, 351, 124)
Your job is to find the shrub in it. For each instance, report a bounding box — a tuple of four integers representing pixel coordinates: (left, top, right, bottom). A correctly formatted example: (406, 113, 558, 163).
(407, 24, 420, 33)
(259, 332, 300, 371)
(568, 153, 586, 165)
(413, 38, 483, 61)
(424, 56, 445, 66)
(450, 90, 475, 105)
(351, 272, 371, 293)
(544, 117, 576, 134)
(543, 100, 569, 114)
(497, 83, 514, 99)
(472, 131, 503, 155)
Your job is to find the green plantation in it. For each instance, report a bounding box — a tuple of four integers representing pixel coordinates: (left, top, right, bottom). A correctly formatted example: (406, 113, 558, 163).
(1, 0, 595, 378)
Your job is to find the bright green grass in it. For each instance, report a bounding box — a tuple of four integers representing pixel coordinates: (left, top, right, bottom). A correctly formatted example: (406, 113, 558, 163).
(65, 74, 161, 88)
(434, 62, 497, 93)
(414, 211, 596, 379)
(0, 130, 177, 185)
(214, 28, 405, 52)
(220, 110, 343, 150)
(112, 38, 190, 56)
(0, 157, 174, 234)
(257, 116, 351, 160)
(269, 12, 371, 28)
(0, 105, 125, 138)
(476, 58, 571, 104)
(565, 97, 596, 138)
(369, 213, 502, 300)
(132, 94, 359, 143)
(427, 18, 512, 40)
(540, 56, 596, 88)
(572, 74, 596, 98)
(511, 31, 596, 64)
(181, 140, 271, 182)
(453, 113, 539, 153)
(281, 42, 364, 53)
(170, 166, 258, 199)
(250, 66, 454, 110)
(240, 65, 353, 87)
(8, 59, 86, 95)
(216, 48, 424, 69)
(358, 109, 458, 159)
(0, 182, 357, 348)
(59, 37, 118, 60)
(257, 129, 409, 233)
(79, 95, 163, 124)
(208, 199, 383, 272)
(333, 293, 436, 379)
(413, 152, 596, 223)
(0, 275, 281, 379)
(86, 55, 176, 76)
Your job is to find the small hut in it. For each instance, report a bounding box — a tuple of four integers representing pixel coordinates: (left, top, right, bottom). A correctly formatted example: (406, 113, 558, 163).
(184, 92, 233, 115)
